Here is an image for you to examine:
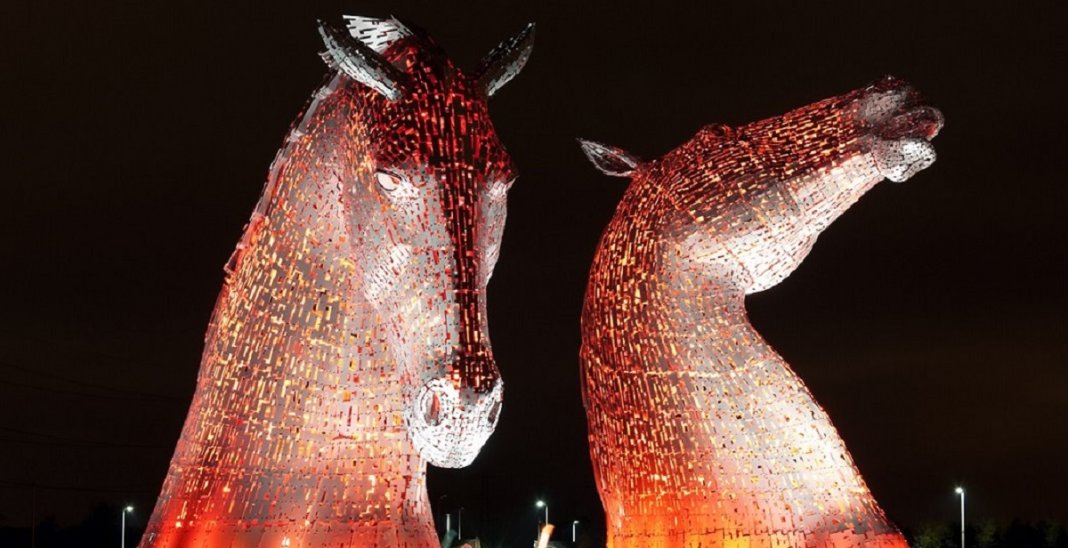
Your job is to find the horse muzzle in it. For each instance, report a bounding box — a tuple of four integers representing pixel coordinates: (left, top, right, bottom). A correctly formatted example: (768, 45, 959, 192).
(405, 375, 503, 467)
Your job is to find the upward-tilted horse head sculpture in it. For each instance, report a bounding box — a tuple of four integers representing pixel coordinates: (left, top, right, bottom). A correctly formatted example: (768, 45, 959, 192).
(140, 16, 532, 547)
(578, 76, 942, 547)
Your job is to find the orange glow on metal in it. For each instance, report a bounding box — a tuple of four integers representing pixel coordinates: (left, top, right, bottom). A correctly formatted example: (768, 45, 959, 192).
(536, 524, 555, 548)
(579, 76, 941, 547)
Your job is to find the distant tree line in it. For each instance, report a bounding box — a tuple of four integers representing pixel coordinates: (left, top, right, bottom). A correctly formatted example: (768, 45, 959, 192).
(0, 503, 146, 548)
(904, 520, 1068, 548)
(3, 506, 1065, 548)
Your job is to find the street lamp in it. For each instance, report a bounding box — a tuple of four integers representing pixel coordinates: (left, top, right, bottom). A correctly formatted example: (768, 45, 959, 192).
(121, 505, 133, 548)
(535, 500, 548, 525)
(572, 520, 580, 542)
(955, 487, 965, 548)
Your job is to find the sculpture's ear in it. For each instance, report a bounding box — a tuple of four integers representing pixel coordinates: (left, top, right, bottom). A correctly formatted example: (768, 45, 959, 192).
(474, 23, 535, 97)
(317, 19, 407, 101)
(578, 139, 640, 178)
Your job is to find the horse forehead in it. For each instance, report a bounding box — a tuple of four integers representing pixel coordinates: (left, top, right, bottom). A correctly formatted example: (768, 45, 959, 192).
(375, 44, 512, 177)
(383, 98, 510, 174)
(401, 89, 494, 137)
(394, 53, 492, 127)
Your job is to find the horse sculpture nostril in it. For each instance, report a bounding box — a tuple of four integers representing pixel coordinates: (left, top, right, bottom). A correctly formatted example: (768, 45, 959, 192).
(425, 392, 442, 426)
(486, 399, 502, 425)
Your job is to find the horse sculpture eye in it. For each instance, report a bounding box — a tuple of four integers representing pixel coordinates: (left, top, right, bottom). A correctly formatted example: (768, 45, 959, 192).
(375, 170, 403, 193)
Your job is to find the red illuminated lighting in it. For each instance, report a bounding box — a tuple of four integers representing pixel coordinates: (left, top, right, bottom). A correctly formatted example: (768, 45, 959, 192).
(579, 76, 941, 547)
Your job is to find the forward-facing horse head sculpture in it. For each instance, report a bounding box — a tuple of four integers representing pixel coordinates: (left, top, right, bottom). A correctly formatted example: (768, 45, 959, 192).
(579, 76, 942, 547)
(140, 16, 533, 547)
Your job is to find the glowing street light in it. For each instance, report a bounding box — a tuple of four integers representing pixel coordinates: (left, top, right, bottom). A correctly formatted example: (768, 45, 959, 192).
(535, 499, 548, 525)
(121, 505, 134, 548)
(572, 520, 580, 542)
(533, 499, 550, 542)
(955, 487, 965, 548)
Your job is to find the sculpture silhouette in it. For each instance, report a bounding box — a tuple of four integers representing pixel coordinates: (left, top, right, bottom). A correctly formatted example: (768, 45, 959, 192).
(140, 16, 532, 547)
(579, 76, 942, 547)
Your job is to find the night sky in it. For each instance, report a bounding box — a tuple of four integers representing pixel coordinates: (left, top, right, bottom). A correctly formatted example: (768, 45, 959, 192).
(3, 0, 1066, 544)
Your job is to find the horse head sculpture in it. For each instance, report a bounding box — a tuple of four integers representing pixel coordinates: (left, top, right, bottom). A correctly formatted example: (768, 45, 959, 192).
(139, 16, 532, 547)
(578, 77, 941, 547)
(318, 16, 532, 467)
(581, 76, 942, 296)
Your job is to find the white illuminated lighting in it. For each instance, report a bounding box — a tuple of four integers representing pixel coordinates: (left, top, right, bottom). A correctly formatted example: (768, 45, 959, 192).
(956, 487, 966, 548)
(535, 500, 548, 525)
(121, 505, 134, 548)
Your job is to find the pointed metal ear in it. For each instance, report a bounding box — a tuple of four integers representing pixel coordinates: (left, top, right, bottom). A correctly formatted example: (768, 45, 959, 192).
(474, 23, 535, 97)
(578, 139, 640, 178)
(317, 19, 407, 101)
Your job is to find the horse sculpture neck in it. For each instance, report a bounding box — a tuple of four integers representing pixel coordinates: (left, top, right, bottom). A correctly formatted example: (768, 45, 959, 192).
(581, 160, 906, 548)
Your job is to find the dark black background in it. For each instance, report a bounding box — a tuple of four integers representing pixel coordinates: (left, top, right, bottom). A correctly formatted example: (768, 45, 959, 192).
(2, 0, 1066, 545)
